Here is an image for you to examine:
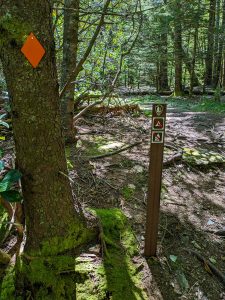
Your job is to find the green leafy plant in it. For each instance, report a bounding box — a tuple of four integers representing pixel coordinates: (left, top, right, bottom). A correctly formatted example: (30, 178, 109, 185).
(0, 169, 23, 202)
(0, 148, 23, 203)
(0, 114, 9, 129)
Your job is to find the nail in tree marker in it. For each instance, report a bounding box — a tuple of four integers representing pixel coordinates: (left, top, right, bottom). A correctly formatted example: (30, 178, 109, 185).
(21, 33, 45, 68)
(144, 104, 167, 257)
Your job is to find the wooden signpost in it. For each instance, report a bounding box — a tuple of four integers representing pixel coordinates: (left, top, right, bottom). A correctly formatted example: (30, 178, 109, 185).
(144, 104, 167, 257)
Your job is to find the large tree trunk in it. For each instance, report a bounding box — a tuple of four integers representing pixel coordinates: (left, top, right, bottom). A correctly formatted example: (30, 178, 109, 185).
(205, 0, 216, 86)
(0, 1, 95, 298)
(61, 0, 80, 143)
(174, 1, 183, 96)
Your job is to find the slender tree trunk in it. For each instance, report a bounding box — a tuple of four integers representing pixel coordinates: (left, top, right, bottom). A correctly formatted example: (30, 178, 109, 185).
(205, 0, 216, 86)
(159, 31, 169, 91)
(174, 1, 183, 96)
(61, 0, 80, 143)
(213, 0, 225, 87)
(0, 1, 95, 297)
(190, 0, 201, 95)
(223, 53, 225, 89)
(158, 0, 169, 91)
(212, 0, 221, 85)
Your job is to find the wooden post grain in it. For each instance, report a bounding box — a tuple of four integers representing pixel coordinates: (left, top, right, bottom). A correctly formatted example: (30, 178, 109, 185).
(144, 104, 167, 257)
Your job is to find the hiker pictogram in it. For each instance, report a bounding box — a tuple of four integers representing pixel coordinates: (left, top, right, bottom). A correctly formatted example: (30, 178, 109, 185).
(155, 105, 164, 116)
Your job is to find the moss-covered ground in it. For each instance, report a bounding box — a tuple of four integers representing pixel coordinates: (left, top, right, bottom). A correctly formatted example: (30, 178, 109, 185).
(0, 209, 148, 300)
(76, 209, 148, 300)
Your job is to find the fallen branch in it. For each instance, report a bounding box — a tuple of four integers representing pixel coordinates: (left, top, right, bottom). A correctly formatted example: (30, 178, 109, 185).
(163, 152, 183, 166)
(89, 141, 142, 160)
(163, 201, 187, 207)
(184, 248, 225, 286)
(207, 230, 225, 237)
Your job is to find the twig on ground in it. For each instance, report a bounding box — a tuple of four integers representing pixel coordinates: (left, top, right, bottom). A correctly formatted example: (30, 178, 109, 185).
(206, 230, 225, 237)
(88, 141, 143, 160)
(163, 152, 183, 166)
(184, 248, 225, 286)
(162, 201, 187, 207)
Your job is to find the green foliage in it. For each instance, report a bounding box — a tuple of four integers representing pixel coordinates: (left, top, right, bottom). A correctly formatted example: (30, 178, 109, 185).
(168, 254, 189, 293)
(0, 169, 22, 202)
(0, 13, 30, 47)
(0, 190, 22, 203)
(0, 265, 15, 300)
(193, 98, 225, 113)
(0, 205, 8, 243)
(183, 148, 225, 166)
(0, 161, 4, 171)
(0, 114, 9, 129)
(121, 185, 135, 200)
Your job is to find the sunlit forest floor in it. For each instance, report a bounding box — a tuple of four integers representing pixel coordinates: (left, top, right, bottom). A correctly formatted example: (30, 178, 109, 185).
(71, 96, 225, 299)
(1, 95, 225, 299)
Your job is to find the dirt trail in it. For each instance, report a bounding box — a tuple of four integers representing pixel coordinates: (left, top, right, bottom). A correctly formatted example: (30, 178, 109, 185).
(75, 102, 225, 299)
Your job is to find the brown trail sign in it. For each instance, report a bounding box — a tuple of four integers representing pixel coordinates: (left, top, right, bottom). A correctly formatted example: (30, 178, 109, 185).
(144, 104, 167, 257)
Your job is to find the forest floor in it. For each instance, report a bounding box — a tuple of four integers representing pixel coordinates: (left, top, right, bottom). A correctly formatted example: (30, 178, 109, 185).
(0, 95, 225, 299)
(71, 95, 225, 300)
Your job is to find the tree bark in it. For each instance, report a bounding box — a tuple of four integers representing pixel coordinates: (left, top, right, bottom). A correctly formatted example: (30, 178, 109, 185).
(190, 0, 201, 95)
(158, 31, 169, 91)
(174, 0, 183, 96)
(0, 1, 95, 297)
(205, 0, 216, 86)
(213, 0, 225, 87)
(61, 0, 80, 143)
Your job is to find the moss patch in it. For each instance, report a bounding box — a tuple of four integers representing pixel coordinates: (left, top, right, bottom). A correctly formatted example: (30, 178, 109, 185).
(121, 185, 135, 201)
(93, 209, 148, 300)
(0, 210, 147, 299)
(0, 265, 15, 300)
(183, 148, 225, 166)
(75, 209, 148, 299)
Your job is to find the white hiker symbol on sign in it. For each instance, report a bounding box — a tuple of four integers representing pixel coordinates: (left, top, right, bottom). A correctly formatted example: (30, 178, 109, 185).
(155, 105, 164, 116)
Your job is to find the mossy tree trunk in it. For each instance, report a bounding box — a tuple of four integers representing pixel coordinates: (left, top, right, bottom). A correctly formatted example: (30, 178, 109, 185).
(0, 1, 95, 298)
(61, 0, 80, 144)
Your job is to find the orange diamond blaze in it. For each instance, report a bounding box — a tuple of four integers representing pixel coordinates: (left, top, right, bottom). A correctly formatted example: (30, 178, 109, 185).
(21, 33, 45, 68)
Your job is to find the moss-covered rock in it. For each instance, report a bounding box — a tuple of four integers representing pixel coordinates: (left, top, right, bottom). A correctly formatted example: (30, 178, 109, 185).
(183, 148, 225, 166)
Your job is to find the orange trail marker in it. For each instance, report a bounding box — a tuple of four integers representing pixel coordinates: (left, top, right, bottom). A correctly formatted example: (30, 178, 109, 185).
(21, 33, 45, 68)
